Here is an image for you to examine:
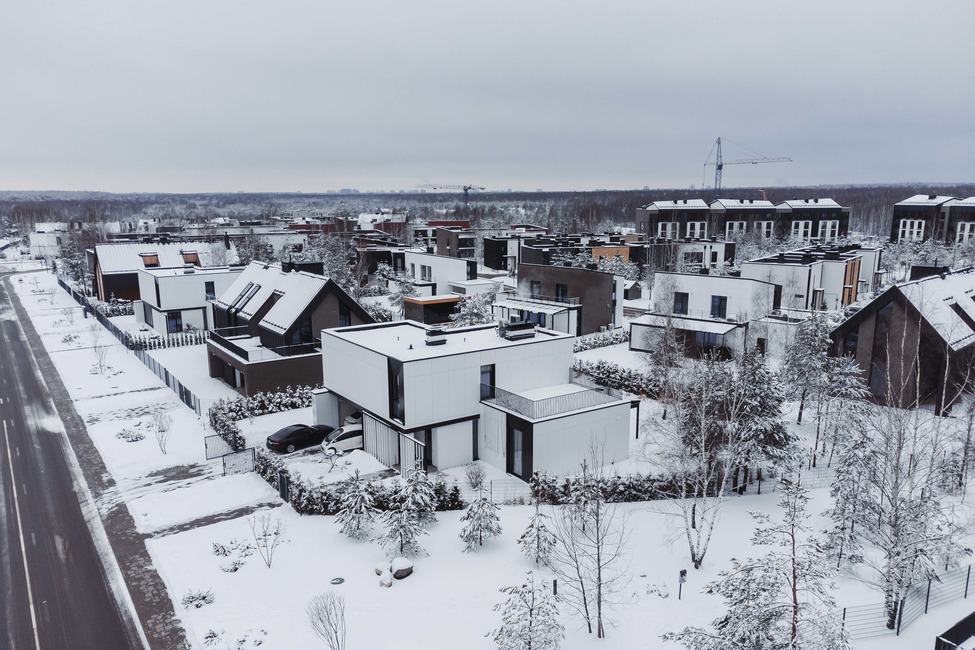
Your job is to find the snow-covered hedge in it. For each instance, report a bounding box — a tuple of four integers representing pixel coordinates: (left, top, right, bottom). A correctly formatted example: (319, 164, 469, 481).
(571, 359, 661, 397)
(529, 471, 682, 504)
(208, 386, 319, 452)
(254, 450, 466, 515)
(130, 330, 209, 350)
(573, 328, 630, 353)
(93, 299, 134, 317)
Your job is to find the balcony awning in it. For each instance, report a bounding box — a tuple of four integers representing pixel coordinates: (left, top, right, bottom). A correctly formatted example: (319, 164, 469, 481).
(633, 314, 740, 335)
(494, 298, 569, 316)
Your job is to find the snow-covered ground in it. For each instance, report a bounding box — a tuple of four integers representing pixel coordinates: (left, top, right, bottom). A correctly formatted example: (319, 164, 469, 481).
(11, 269, 975, 649)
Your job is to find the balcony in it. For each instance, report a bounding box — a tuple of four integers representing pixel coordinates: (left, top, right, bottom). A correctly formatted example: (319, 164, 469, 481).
(209, 327, 319, 362)
(483, 383, 620, 420)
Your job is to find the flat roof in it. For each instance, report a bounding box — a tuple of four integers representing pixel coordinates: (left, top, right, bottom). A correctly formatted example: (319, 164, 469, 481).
(139, 266, 241, 278)
(324, 320, 570, 361)
(495, 298, 571, 315)
(632, 314, 741, 335)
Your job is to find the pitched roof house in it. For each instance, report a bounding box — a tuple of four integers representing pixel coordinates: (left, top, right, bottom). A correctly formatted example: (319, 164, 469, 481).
(207, 261, 372, 396)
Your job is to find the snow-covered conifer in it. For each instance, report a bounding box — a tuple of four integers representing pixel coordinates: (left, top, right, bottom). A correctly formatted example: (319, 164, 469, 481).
(664, 481, 852, 650)
(489, 571, 563, 650)
(393, 468, 437, 526)
(335, 470, 378, 540)
(459, 494, 502, 552)
(518, 500, 556, 566)
(378, 505, 427, 557)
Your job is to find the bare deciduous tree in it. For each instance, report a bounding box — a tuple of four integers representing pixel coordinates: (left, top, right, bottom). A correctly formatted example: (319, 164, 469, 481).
(150, 412, 173, 454)
(248, 513, 287, 568)
(306, 592, 346, 650)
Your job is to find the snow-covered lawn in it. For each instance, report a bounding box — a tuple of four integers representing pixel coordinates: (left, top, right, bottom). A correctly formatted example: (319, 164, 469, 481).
(145, 343, 240, 404)
(573, 341, 644, 370)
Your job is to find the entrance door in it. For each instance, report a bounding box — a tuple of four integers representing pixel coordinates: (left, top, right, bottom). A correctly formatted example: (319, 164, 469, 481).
(512, 429, 523, 476)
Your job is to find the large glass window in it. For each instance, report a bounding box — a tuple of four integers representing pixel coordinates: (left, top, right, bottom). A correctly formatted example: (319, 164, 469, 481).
(710, 295, 728, 319)
(555, 283, 568, 303)
(792, 221, 812, 239)
(898, 219, 925, 242)
(818, 220, 840, 242)
(957, 222, 975, 244)
(480, 364, 496, 399)
(657, 222, 678, 240)
(673, 292, 689, 315)
(205, 281, 216, 301)
(388, 359, 405, 423)
(529, 281, 542, 299)
(166, 311, 183, 334)
(686, 222, 707, 239)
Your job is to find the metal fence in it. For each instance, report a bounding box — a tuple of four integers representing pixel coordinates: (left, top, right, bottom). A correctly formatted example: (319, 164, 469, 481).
(58, 277, 205, 415)
(205, 434, 235, 460)
(223, 448, 256, 475)
(457, 478, 534, 505)
(842, 565, 975, 640)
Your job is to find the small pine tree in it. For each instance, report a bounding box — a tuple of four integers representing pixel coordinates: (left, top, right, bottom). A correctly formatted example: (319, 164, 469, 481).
(393, 469, 437, 526)
(489, 571, 564, 650)
(459, 494, 502, 552)
(519, 500, 556, 566)
(335, 470, 378, 540)
(379, 504, 427, 557)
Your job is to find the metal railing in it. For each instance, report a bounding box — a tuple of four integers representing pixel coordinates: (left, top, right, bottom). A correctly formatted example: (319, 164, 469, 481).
(483, 383, 620, 420)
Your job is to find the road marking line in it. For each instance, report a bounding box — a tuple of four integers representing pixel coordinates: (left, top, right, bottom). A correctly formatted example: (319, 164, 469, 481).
(3, 419, 42, 650)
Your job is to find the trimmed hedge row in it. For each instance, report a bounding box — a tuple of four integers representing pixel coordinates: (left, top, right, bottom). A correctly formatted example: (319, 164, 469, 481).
(529, 471, 684, 504)
(254, 449, 466, 515)
(571, 358, 661, 398)
(573, 328, 630, 353)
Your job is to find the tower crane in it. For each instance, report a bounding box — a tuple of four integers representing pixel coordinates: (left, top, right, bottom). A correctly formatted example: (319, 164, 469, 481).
(416, 183, 485, 219)
(703, 137, 791, 197)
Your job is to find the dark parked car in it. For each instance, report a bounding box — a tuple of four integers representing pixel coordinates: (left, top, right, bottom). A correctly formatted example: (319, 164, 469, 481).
(266, 424, 335, 454)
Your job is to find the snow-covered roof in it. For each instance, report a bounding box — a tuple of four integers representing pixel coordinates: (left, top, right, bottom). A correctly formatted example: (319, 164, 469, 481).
(950, 197, 975, 207)
(895, 194, 956, 207)
(898, 267, 975, 352)
(215, 262, 286, 317)
(643, 199, 709, 210)
(140, 266, 241, 278)
(261, 272, 329, 335)
(631, 313, 742, 335)
(710, 198, 776, 210)
(494, 297, 570, 316)
(324, 321, 571, 362)
(776, 198, 842, 209)
(95, 242, 234, 274)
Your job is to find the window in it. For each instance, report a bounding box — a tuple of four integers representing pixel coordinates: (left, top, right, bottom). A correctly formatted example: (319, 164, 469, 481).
(166, 311, 183, 334)
(555, 283, 568, 303)
(530, 281, 542, 300)
(818, 220, 840, 242)
(898, 219, 925, 242)
(791, 221, 812, 240)
(420, 265, 432, 282)
(204, 281, 216, 301)
(139, 252, 160, 268)
(388, 359, 405, 423)
(725, 221, 746, 238)
(756, 221, 775, 238)
(673, 292, 689, 315)
(710, 295, 728, 319)
(181, 251, 200, 265)
(339, 302, 351, 327)
(480, 364, 496, 399)
(142, 301, 153, 327)
(957, 222, 975, 244)
(657, 222, 678, 240)
(686, 222, 707, 239)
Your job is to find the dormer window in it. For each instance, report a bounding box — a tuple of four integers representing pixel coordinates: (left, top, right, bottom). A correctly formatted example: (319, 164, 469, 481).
(181, 251, 201, 265)
(140, 253, 160, 268)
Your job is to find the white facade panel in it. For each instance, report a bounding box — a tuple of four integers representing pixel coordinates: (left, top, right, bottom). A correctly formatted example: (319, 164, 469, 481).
(311, 388, 340, 428)
(655, 272, 776, 321)
(531, 403, 630, 476)
(432, 420, 473, 470)
(321, 335, 390, 420)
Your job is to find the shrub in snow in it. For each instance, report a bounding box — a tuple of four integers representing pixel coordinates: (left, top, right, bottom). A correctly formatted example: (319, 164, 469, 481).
(464, 462, 486, 491)
(182, 589, 214, 609)
(459, 495, 502, 552)
(306, 592, 346, 650)
(248, 513, 287, 569)
(529, 471, 682, 505)
(432, 481, 466, 511)
(115, 427, 145, 443)
(219, 559, 244, 573)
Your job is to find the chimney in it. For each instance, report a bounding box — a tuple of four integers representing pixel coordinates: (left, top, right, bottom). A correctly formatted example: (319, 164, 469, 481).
(813, 198, 819, 203)
(425, 327, 447, 346)
(929, 194, 937, 200)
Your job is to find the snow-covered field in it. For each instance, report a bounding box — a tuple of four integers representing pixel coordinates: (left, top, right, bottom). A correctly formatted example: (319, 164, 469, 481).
(11, 270, 975, 650)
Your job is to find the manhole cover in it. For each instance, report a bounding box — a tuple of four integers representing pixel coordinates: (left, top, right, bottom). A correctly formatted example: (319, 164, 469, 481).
(330, 578, 344, 585)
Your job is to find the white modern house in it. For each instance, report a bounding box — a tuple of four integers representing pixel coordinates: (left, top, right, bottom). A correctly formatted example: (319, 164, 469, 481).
(741, 244, 884, 311)
(315, 320, 633, 480)
(135, 265, 244, 334)
(630, 271, 778, 358)
(393, 250, 479, 296)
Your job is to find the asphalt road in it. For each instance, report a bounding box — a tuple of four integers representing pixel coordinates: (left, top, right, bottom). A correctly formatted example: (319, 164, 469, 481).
(0, 276, 143, 650)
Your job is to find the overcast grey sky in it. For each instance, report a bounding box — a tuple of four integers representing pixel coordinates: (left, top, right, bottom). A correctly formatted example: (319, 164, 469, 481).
(2, 1, 973, 193)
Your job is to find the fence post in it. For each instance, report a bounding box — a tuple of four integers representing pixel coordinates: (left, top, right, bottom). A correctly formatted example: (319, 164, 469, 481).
(896, 597, 905, 635)
(925, 578, 932, 614)
(966, 566, 972, 599)
(841, 607, 846, 630)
